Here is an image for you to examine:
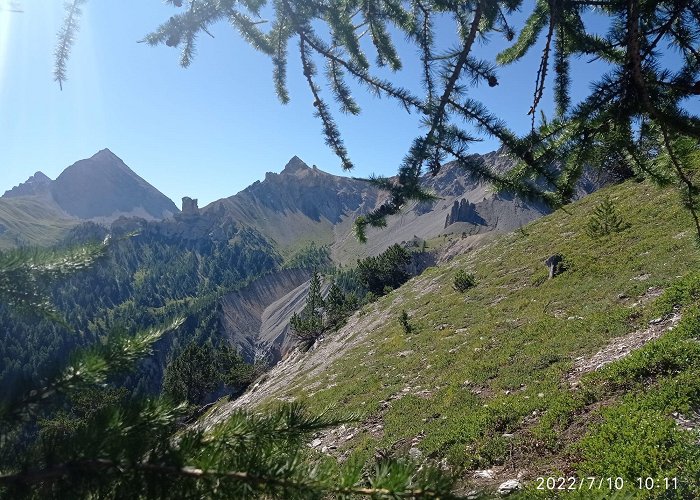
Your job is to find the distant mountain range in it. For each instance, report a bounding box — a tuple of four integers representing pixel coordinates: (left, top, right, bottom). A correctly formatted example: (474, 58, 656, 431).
(1, 149, 178, 248)
(1, 148, 606, 253)
(202, 152, 604, 263)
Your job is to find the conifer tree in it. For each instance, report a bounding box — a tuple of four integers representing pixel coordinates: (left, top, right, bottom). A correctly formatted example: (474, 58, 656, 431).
(324, 279, 347, 329)
(587, 196, 628, 238)
(0, 244, 105, 321)
(162, 342, 223, 405)
(289, 270, 325, 347)
(53, 0, 700, 242)
(357, 244, 412, 295)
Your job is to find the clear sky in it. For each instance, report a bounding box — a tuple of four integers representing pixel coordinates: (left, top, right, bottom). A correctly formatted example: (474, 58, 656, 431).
(0, 2, 693, 206)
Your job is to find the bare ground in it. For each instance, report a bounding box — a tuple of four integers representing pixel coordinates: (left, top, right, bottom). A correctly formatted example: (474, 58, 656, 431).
(566, 307, 681, 386)
(201, 300, 389, 431)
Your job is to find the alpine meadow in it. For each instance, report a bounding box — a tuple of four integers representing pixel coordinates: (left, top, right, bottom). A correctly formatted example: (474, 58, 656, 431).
(1, 0, 699, 498)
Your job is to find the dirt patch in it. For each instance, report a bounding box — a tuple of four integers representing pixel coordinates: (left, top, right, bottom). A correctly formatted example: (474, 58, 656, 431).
(409, 277, 442, 300)
(308, 423, 361, 460)
(628, 285, 663, 307)
(566, 308, 681, 385)
(673, 411, 700, 443)
(437, 233, 493, 263)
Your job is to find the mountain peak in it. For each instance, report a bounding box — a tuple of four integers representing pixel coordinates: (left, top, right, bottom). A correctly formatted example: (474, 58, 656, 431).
(90, 148, 121, 162)
(2, 171, 53, 198)
(31, 171, 51, 182)
(281, 156, 310, 174)
(50, 150, 177, 220)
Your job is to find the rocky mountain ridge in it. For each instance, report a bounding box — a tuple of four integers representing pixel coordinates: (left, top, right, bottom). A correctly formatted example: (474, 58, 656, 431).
(3, 148, 605, 254)
(3, 171, 52, 198)
(0, 150, 178, 247)
(201, 152, 573, 264)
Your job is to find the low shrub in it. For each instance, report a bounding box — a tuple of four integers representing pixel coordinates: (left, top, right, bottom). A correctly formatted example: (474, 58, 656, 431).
(453, 270, 476, 292)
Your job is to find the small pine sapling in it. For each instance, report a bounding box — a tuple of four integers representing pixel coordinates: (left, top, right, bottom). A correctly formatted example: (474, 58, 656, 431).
(453, 270, 476, 292)
(587, 196, 628, 238)
(398, 309, 412, 334)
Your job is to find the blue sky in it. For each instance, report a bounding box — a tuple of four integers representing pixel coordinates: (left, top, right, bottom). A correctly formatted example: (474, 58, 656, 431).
(0, 1, 683, 206)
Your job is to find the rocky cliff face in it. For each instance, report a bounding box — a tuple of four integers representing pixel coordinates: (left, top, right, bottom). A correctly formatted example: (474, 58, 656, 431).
(205, 156, 380, 248)
(444, 199, 486, 228)
(219, 268, 312, 363)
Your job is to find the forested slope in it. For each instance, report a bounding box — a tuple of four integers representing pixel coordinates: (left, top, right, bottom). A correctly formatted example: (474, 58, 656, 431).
(0, 215, 282, 398)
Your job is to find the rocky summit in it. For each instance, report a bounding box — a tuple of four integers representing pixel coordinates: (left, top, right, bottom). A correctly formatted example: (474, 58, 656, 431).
(0, 149, 179, 247)
(2, 171, 52, 198)
(49, 149, 178, 221)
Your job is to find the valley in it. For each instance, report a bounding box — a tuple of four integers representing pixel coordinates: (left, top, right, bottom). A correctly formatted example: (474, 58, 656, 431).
(2, 149, 699, 498)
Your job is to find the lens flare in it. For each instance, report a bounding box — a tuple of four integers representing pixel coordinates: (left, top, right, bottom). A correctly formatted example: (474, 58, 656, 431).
(0, 4, 13, 90)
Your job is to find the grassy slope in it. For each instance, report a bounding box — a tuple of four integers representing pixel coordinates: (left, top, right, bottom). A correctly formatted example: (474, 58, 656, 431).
(0, 197, 77, 249)
(216, 179, 700, 498)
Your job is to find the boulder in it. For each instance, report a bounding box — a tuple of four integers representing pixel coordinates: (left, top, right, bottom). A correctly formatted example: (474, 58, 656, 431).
(544, 254, 565, 279)
(497, 479, 522, 496)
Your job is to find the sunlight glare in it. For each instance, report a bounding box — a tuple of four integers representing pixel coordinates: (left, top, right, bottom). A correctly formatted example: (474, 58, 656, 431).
(0, 5, 13, 92)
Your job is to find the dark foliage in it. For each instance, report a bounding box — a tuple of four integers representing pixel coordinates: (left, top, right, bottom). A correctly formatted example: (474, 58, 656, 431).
(398, 309, 412, 334)
(356, 244, 412, 296)
(289, 270, 326, 347)
(0, 223, 281, 398)
(162, 342, 257, 405)
(587, 196, 629, 238)
(453, 270, 477, 293)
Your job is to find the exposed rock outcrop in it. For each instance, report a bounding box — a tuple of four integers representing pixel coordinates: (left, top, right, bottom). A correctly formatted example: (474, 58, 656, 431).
(219, 268, 312, 363)
(3, 171, 52, 198)
(444, 199, 487, 228)
(545, 254, 565, 279)
(180, 197, 199, 217)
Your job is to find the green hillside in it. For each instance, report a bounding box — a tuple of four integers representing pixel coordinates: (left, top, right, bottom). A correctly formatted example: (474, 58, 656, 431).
(207, 179, 700, 498)
(0, 197, 77, 249)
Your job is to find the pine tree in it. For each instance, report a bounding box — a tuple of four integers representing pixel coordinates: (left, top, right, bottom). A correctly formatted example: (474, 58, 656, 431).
(162, 342, 257, 405)
(0, 244, 106, 321)
(398, 309, 412, 334)
(53, 0, 700, 242)
(357, 244, 412, 296)
(289, 270, 325, 347)
(587, 196, 628, 238)
(324, 279, 346, 329)
(162, 342, 222, 405)
(453, 270, 477, 293)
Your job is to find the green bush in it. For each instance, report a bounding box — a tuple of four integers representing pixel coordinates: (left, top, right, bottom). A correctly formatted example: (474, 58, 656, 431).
(453, 270, 476, 292)
(586, 196, 628, 238)
(398, 310, 412, 334)
(576, 405, 700, 499)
